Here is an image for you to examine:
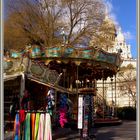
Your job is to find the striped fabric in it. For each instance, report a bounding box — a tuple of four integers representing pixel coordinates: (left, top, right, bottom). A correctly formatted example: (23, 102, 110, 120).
(19, 110, 26, 140)
(13, 112, 52, 140)
(37, 114, 45, 140)
(13, 113, 20, 140)
(31, 113, 36, 140)
(19, 110, 26, 123)
(43, 114, 52, 140)
(24, 113, 31, 140)
(34, 113, 40, 140)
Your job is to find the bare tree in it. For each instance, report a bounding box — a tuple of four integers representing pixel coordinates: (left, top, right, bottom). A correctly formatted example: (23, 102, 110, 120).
(117, 64, 136, 107)
(89, 16, 116, 51)
(59, 0, 106, 46)
(4, 0, 106, 50)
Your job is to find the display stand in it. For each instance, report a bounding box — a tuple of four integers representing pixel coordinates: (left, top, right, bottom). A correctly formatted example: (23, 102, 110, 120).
(78, 88, 96, 140)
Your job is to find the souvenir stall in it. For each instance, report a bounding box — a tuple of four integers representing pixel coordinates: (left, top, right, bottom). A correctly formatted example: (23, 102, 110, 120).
(4, 53, 25, 133)
(29, 45, 122, 139)
(6, 45, 122, 139)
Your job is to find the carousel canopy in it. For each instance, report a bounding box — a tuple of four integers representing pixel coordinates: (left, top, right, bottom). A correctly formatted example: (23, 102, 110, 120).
(4, 46, 123, 80)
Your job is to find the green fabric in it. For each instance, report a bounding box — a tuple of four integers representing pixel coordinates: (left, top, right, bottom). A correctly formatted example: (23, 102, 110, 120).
(25, 113, 31, 140)
(35, 113, 40, 140)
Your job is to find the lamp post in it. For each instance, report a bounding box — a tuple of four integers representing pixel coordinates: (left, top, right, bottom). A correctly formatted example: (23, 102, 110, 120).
(61, 27, 67, 46)
(111, 78, 114, 117)
(63, 69, 66, 88)
(129, 89, 132, 106)
(102, 77, 105, 119)
(115, 75, 117, 117)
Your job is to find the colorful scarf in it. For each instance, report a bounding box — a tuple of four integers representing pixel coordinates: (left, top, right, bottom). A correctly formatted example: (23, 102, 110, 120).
(13, 113, 20, 140)
(19, 110, 26, 123)
(24, 113, 31, 140)
(31, 113, 36, 140)
(19, 110, 25, 140)
(47, 89, 55, 116)
(59, 94, 68, 128)
(34, 113, 40, 140)
(43, 114, 52, 140)
(37, 114, 45, 140)
(59, 108, 67, 128)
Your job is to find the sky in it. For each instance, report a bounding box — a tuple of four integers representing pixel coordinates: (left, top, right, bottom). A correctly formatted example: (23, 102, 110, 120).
(105, 0, 137, 58)
(3, 0, 137, 58)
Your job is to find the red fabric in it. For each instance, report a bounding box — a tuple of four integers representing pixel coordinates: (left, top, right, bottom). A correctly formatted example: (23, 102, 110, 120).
(19, 110, 26, 123)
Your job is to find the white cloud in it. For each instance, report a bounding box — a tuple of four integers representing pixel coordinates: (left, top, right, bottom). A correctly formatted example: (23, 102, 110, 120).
(104, 1, 135, 43)
(104, 0, 119, 26)
(105, 1, 113, 13)
(123, 31, 135, 40)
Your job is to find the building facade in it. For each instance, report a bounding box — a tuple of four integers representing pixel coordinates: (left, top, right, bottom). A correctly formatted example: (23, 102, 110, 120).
(97, 24, 136, 107)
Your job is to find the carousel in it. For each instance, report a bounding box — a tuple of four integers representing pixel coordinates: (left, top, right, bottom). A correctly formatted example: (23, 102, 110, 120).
(4, 44, 122, 139)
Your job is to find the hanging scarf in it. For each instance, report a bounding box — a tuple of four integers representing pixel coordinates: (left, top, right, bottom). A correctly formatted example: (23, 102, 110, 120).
(46, 89, 55, 116)
(59, 94, 68, 128)
(37, 114, 45, 140)
(13, 113, 20, 140)
(19, 110, 26, 123)
(31, 113, 36, 140)
(59, 108, 67, 128)
(43, 114, 52, 140)
(34, 113, 40, 140)
(19, 110, 25, 140)
(24, 113, 31, 140)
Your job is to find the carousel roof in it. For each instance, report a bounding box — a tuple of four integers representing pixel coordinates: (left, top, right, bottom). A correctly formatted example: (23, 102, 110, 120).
(4, 46, 123, 80)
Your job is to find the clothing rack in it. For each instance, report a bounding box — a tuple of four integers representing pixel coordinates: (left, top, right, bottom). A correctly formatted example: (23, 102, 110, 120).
(16, 110, 49, 113)
(14, 109, 52, 140)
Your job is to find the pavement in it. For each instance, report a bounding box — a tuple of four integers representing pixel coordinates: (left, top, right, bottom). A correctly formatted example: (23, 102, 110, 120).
(4, 121, 136, 140)
(95, 121, 136, 140)
(56, 121, 136, 140)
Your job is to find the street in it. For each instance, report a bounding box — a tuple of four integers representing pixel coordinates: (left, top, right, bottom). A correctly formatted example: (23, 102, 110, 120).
(56, 121, 136, 140)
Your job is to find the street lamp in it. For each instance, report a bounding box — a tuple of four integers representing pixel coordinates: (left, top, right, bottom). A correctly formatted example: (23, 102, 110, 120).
(61, 27, 67, 46)
(129, 89, 132, 106)
(63, 69, 66, 88)
(111, 77, 114, 117)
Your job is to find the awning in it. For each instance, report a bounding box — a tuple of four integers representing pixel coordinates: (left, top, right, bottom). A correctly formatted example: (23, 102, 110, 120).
(4, 72, 23, 82)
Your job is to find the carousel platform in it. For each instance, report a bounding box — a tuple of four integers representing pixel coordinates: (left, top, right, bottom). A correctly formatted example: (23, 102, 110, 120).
(94, 117, 122, 127)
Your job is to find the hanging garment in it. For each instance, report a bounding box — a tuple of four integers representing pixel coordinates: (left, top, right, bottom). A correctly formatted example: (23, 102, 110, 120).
(24, 113, 31, 140)
(34, 113, 40, 140)
(59, 108, 67, 128)
(13, 113, 20, 140)
(19, 110, 26, 123)
(19, 110, 26, 140)
(43, 114, 52, 140)
(31, 113, 36, 140)
(37, 114, 45, 140)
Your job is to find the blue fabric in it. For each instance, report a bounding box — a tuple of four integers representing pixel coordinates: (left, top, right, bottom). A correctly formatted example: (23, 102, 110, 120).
(14, 114, 20, 140)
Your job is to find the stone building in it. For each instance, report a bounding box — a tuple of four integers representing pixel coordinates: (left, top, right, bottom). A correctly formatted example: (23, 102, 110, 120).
(96, 17, 136, 108)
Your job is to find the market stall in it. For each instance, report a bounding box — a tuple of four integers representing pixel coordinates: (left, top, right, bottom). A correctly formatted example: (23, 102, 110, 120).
(4, 45, 122, 139)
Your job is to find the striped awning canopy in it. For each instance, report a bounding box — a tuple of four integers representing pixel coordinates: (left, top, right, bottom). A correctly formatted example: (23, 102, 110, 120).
(6, 46, 123, 79)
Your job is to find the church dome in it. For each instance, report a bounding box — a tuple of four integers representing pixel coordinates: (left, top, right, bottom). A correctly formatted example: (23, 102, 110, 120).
(102, 15, 116, 34)
(101, 15, 116, 40)
(115, 27, 125, 43)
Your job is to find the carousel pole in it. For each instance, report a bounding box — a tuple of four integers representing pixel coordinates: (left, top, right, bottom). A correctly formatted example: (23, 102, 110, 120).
(111, 78, 114, 117)
(76, 65, 82, 139)
(20, 73, 25, 109)
(63, 69, 66, 88)
(115, 75, 117, 117)
(76, 65, 79, 99)
(102, 72, 105, 120)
